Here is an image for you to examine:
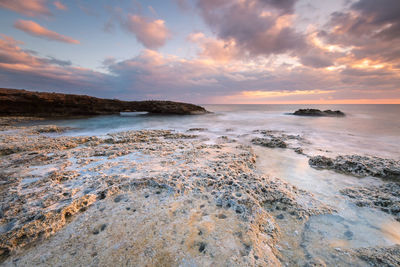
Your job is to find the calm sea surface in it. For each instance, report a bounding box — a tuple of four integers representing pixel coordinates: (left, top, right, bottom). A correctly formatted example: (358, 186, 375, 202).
(43, 104, 400, 159)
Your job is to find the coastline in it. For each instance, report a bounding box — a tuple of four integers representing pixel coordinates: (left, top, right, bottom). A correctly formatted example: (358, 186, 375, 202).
(0, 117, 399, 266)
(0, 88, 209, 116)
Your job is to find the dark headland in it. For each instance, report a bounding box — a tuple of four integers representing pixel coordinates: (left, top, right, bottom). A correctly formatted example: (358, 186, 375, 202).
(0, 88, 208, 117)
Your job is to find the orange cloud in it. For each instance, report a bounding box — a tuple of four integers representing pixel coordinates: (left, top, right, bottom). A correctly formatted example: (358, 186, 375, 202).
(0, 0, 51, 16)
(53, 1, 67, 10)
(14, 20, 79, 44)
(241, 90, 335, 98)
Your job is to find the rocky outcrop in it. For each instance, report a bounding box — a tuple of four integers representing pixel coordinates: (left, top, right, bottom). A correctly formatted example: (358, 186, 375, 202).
(341, 183, 400, 221)
(0, 88, 208, 116)
(252, 137, 287, 148)
(292, 109, 345, 117)
(354, 245, 400, 267)
(251, 130, 306, 152)
(309, 155, 400, 179)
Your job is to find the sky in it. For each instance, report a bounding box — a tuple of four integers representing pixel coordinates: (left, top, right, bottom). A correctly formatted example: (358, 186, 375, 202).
(0, 0, 400, 104)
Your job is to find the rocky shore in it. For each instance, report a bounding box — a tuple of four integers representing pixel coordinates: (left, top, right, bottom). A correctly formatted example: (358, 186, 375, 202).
(0, 88, 208, 116)
(0, 118, 398, 266)
(0, 120, 332, 266)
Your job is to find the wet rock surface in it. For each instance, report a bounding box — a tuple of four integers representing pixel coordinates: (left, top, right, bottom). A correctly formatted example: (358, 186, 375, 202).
(0, 122, 333, 266)
(341, 183, 400, 221)
(353, 245, 400, 267)
(309, 155, 400, 179)
(0, 121, 398, 266)
(0, 88, 208, 116)
(252, 137, 287, 148)
(292, 109, 345, 117)
(251, 130, 309, 154)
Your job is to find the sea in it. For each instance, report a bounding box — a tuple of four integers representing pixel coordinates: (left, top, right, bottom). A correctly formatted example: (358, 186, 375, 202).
(45, 104, 400, 159)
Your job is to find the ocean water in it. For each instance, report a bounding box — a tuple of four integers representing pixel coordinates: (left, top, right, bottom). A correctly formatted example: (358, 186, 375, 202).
(44, 104, 400, 159)
(32, 104, 400, 257)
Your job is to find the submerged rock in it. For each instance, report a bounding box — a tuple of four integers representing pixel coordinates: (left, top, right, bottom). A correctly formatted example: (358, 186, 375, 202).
(341, 183, 400, 221)
(309, 155, 400, 179)
(187, 128, 208, 132)
(292, 109, 345, 117)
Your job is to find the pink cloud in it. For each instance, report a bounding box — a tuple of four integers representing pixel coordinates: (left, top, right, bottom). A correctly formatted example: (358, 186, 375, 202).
(188, 32, 242, 62)
(123, 15, 171, 49)
(0, 34, 106, 95)
(196, 0, 306, 57)
(1, 33, 399, 104)
(0, 0, 51, 17)
(53, 1, 67, 11)
(14, 20, 80, 44)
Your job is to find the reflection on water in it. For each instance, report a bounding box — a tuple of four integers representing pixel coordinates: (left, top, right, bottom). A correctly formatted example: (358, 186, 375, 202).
(381, 221, 400, 244)
(255, 145, 400, 264)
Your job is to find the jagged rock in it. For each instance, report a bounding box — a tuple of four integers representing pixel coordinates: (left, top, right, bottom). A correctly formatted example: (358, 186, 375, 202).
(309, 155, 400, 179)
(252, 137, 287, 148)
(354, 245, 400, 267)
(292, 109, 345, 117)
(341, 183, 400, 221)
(0, 88, 208, 116)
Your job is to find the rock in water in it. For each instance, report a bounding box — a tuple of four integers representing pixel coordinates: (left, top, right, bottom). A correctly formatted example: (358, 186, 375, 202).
(251, 137, 287, 148)
(0, 88, 209, 116)
(292, 109, 345, 117)
(309, 155, 400, 179)
(341, 183, 400, 221)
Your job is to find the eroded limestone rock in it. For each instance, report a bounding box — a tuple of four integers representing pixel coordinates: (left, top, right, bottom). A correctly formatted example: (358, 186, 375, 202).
(309, 155, 400, 179)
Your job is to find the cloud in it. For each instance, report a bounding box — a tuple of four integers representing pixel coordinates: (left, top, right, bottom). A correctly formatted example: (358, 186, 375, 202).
(53, 1, 67, 11)
(175, 0, 190, 10)
(188, 32, 242, 62)
(0, 0, 51, 17)
(1, 34, 399, 104)
(0, 34, 106, 95)
(196, 0, 306, 57)
(42, 56, 72, 66)
(321, 0, 400, 64)
(14, 20, 80, 44)
(122, 15, 171, 49)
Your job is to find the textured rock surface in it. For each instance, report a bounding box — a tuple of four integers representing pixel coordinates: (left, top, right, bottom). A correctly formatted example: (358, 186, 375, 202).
(292, 109, 345, 117)
(0, 124, 331, 265)
(0, 88, 208, 116)
(309, 155, 400, 179)
(341, 183, 400, 221)
(251, 130, 308, 153)
(354, 245, 400, 267)
(252, 137, 287, 148)
(1, 121, 397, 266)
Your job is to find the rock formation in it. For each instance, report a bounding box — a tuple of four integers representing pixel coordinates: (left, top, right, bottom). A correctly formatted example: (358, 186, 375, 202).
(341, 183, 400, 221)
(309, 155, 400, 179)
(292, 109, 345, 117)
(0, 88, 208, 116)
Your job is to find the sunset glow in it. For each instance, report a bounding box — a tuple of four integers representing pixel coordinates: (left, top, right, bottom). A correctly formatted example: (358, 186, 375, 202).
(0, 0, 399, 103)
